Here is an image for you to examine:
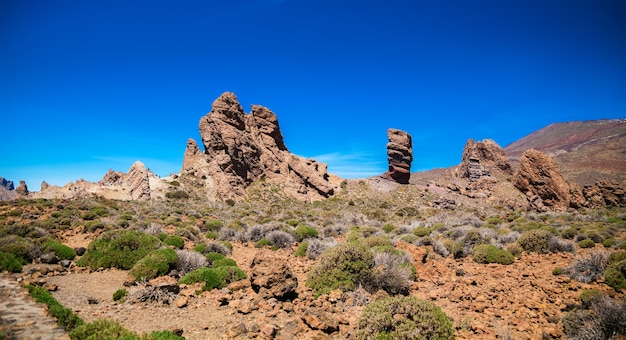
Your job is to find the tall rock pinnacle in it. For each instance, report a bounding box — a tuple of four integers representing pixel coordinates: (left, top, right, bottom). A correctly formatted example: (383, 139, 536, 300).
(381, 128, 413, 184)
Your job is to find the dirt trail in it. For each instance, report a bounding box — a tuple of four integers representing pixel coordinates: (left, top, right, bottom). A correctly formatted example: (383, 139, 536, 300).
(0, 274, 70, 340)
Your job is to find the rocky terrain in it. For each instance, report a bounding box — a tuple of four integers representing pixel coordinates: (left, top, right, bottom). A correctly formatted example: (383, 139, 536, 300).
(1, 94, 626, 339)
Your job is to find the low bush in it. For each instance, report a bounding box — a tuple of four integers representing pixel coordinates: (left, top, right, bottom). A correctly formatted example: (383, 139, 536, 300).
(306, 242, 373, 296)
(202, 242, 231, 256)
(112, 289, 128, 302)
(293, 225, 318, 241)
(163, 235, 184, 249)
(356, 296, 454, 339)
(76, 230, 160, 270)
(412, 227, 431, 237)
(443, 239, 464, 259)
(0, 235, 34, 263)
(562, 295, 626, 339)
(69, 319, 135, 339)
(517, 229, 553, 253)
(43, 241, 76, 260)
(604, 254, 626, 290)
(128, 248, 178, 282)
(179, 266, 246, 291)
(369, 251, 415, 295)
(295, 241, 308, 257)
(212, 258, 237, 268)
(579, 289, 602, 308)
(205, 219, 224, 231)
(266, 230, 294, 249)
(306, 238, 337, 260)
(174, 249, 207, 276)
(567, 252, 608, 284)
(472, 244, 514, 265)
(552, 267, 564, 275)
(165, 190, 189, 199)
(0, 251, 22, 273)
(578, 239, 596, 249)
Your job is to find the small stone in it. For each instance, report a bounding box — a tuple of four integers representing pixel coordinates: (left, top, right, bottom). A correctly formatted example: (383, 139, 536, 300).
(175, 296, 188, 308)
(260, 324, 277, 338)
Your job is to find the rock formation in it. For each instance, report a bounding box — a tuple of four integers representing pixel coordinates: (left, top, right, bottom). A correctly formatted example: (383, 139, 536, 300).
(457, 139, 512, 182)
(249, 252, 298, 300)
(0, 177, 15, 191)
(181, 92, 335, 201)
(0, 177, 17, 201)
(380, 128, 413, 184)
(583, 181, 626, 208)
(513, 149, 585, 211)
(15, 180, 29, 196)
(33, 162, 154, 201)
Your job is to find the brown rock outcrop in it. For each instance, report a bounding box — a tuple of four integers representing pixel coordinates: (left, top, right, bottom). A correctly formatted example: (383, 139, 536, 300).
(457, 139, 512, 182)
(380, 128, 412, 184)
(249, 252, 298, 301)
(125, 161, 151, 201)
(513, 149, 585, 211)
(15, 180, 28, 196)
(182, 92, 335, 201)
(583, 181, 626, 208)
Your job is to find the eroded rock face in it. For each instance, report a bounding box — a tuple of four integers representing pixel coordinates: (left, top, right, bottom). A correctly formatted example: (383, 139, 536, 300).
(182, 92, 335, 201)
(0, 177, 15, 191)
(249, 252, 298, 301)
(514, 149, 585, 211)
(457, 139, 512, 182)
(583, 181, 626, 208)
(15, 180, 29, 196)
(125, 161, 151, 201)
(380, 128, 412, 184)
(0, 177, 17, 201)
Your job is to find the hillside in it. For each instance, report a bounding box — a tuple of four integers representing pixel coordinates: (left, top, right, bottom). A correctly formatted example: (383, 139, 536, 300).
(504, 119, 626, 187)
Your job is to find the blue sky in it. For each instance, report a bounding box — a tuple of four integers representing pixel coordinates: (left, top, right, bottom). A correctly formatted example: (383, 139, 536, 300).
(1, 0, 625, 190)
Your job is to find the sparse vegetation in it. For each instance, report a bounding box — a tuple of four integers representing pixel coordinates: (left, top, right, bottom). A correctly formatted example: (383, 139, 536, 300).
(76, 230, 160, 270)
(356, 296, 454, 339)
(472, 244, 514, 265)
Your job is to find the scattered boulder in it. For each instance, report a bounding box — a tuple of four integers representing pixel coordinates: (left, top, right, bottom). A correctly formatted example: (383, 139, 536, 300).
(380, 128, 413, 184)
(513, 149, 585, 211)
(15, 180, 29, 196)
(583, 181, 626, 208)
(40, 252, 58, 264)
(182, 92, 335, 201)
(457, 139, 512, 182)
(249, 252, 298, 300)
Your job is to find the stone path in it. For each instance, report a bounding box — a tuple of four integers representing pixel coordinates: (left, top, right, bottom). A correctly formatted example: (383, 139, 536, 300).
(0, 274, 70, 340)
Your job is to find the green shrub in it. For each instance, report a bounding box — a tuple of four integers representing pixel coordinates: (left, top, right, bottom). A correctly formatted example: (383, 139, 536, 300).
(472, 244, 514, 265)
(306, 242, 374, 296)
(69, 319, 134, 339)
(26, 284, 84, 331)
(0, 235, 33, 263)
(205, 231, 218, 239)
(517, 229, 552, 253)
(561, 228, 578, 239)
(356, 296, 454, 340)
(382, 223, 395, 233)
(112, 289, 128, 302)
(363, 235, 391, 248)
(412, 227, 432, 237)
(7, 209, 22, 217)
(578, 239, 596, 249)
(293, 225, 318, 241)
(287, 219, 300, 227)
(579, 289, 602, 308)
(76, 230, 160, 270)
(163, 235, 184, 249)
(603, 238, 618, 248)
(604, 259, 626, 290)
(212, 258, 236, 268)
(552, 267, 565, 275)
(444, 239, 464, 259)
(205, 219, 224, 231)
(43, 241, 76, 260)
(0, 251, 22, 273)
(147, 330, 186, 340)
(205, 252, 226, 263)
(81, 212, 98, 221)
(398, 234, 418, 243)
(295, 241, 308, 257)
(179, 266, 246, 291)
(255, 238, 271, 248)
(165, 190, 189, 199)
(128, 248, 178, 282)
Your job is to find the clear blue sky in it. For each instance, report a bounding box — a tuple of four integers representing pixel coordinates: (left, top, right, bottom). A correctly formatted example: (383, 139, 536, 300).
(1, 0, 625, 190)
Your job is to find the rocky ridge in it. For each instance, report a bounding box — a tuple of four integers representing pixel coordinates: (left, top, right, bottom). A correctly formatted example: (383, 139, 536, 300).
(182, 92, 335, 202)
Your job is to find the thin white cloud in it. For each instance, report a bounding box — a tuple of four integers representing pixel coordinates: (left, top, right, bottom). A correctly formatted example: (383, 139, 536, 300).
(311, 152, 386, 179)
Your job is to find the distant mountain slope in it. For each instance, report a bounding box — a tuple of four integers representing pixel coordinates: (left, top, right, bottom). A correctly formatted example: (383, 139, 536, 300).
(504, 119, 626, 187)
